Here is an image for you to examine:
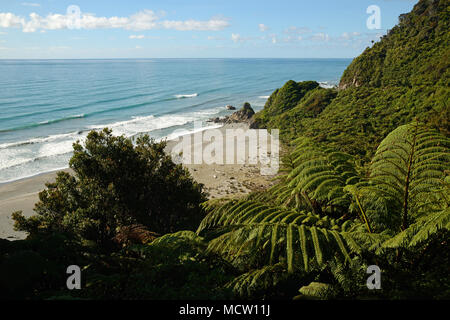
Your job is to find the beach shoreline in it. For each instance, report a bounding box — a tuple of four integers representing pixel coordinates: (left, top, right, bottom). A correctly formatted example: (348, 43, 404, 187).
(0, 122, 278, 240)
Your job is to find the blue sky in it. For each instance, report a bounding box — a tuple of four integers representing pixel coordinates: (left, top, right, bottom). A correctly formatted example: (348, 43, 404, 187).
(0, 0, 417, 59)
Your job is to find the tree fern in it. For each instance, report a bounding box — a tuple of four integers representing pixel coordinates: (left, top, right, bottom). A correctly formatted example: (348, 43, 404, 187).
(380, 207, 450, 250)
(198, 199, 343, 235)
(224, 263, 296, 299)
(360, 122, 449, 231)
(198, 122, 449, 298)
(198, 199, 365, 273)
(246, 138, 359, 218)
(284, 139, 359, 215)
(294, 282, 335, 300)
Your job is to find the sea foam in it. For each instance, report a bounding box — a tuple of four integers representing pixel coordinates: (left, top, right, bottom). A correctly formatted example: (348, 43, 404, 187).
(175, 93, 199, 99)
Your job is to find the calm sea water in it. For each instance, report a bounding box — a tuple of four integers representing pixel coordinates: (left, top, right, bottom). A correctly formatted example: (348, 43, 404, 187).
(0, 58, 351, 183)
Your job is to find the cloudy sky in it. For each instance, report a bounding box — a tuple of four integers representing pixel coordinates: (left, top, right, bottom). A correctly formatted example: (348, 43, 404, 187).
(0, 0, 417, 59)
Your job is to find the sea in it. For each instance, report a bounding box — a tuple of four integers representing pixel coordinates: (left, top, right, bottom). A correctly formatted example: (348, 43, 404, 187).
(0, 58, 351, 184)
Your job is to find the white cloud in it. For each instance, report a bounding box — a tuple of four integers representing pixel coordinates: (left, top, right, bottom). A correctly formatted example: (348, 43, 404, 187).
(0, 10, 230, 33)
(231, 33, 253, 43)
(258, 23, 269, 32)
(283, 35, 302, 43)
(231, 33, 241, 43)
(21, 2, 40, 7)
(0, 13, 24, 29)
(160, 18, 229, 31)
(129, 34, 145, 39)
(311, 32, 330, 42)
(340, 31, 361, 40)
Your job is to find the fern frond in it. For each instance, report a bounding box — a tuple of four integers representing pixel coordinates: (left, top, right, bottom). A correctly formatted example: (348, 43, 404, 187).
(355, 122, 449, 231)
(380, 207, 450, 250)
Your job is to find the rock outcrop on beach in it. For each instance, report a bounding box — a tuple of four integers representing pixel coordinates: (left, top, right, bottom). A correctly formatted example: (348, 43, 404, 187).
(226, 102, 255, 123)
(208, 102, 256, 125)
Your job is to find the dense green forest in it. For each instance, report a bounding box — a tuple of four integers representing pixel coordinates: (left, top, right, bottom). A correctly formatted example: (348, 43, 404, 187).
(1, 0, 449, 300)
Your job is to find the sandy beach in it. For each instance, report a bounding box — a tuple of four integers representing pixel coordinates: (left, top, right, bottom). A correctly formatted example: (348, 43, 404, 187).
(0, 123, 278, 240)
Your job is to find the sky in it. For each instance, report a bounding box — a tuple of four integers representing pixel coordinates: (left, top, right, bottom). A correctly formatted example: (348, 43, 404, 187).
(0, 0, 417, 59)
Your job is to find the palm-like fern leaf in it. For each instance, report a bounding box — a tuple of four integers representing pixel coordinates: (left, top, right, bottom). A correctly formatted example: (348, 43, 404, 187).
(363, 122, 449, 230)
(285, 139, 359, 215)
(247, 139, 359, 217)
(198, 200, 365, 273)
(380, 207, 450, 250)
(224, 263, 294, 299)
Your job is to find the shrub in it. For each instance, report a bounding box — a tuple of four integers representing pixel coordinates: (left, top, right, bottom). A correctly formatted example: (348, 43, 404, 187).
(13, 129, 207, 248)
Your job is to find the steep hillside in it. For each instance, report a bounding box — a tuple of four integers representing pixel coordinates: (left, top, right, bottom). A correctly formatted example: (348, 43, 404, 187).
(253, 0, 449, 161)
(340, 0, 449, 89)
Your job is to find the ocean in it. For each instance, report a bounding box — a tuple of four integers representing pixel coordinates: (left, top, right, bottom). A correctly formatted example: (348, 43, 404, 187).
(0, 58, 351, 184)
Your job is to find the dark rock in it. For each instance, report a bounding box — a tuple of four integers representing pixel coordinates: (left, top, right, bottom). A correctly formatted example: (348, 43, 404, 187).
(207, 117, 227, 123)
(225, 102, 255, 124)
(226, 105, 236, 110)
(208, 102, 256, 125)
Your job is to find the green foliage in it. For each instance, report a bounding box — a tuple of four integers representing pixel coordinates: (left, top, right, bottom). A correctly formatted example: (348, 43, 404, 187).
(252, 80, 320, 130)
(223, 263, 304, 299)
(294, 282, 335, 300)
(284, 138, 359, 214)
(198, 199, 363, 274)
(252, 1, 449, 161)
(196, 122, 448, 299)
(255, 87, 338, 143)
(381, 207, 450, 250)
(340, 0, 449, 89)
(356, 123, 450, 231)
(13, 128, 206, 248)
(75, 231, 235, 300)
(371, 230, 450, 299)
(261, 80, 319, 116)
(0, 234, 86, 300)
